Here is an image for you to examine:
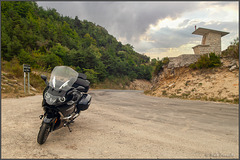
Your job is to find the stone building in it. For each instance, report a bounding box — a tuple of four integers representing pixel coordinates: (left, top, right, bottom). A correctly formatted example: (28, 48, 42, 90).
(192, 27, 229, 55)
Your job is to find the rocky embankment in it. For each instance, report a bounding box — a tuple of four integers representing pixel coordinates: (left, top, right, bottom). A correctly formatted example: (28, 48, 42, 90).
(1, 71, 38, 98)
(146, 56, 239, 104)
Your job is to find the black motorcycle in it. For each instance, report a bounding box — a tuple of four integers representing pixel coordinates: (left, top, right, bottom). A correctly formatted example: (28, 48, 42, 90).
(37, 66, 91, 144)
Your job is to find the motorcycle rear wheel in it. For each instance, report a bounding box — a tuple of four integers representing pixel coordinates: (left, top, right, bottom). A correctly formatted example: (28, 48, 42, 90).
(37, 123, 50, 144)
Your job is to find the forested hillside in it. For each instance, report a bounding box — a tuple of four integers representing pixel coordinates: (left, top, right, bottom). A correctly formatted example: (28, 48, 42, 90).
(1, 1, 152, 84)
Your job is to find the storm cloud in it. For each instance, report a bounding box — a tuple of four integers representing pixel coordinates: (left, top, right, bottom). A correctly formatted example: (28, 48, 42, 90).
(37, 1, 238, 59)
(37, 2, 199, 42)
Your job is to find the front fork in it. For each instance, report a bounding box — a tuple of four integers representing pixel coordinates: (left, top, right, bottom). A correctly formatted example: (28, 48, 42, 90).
(39, 105, 75, 132)
(39, 112, 73, 132)
(39, 113, 57, 132)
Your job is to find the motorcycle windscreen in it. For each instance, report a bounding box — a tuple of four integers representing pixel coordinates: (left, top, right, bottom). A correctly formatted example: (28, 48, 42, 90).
(49, 66, 78, 91)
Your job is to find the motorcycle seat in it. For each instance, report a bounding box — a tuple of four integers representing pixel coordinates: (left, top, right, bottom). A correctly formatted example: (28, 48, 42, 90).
(72, 73, 90, 92)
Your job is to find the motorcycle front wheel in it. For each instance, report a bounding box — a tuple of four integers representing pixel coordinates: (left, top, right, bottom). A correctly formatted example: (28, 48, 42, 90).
(37, 122, 50, 144)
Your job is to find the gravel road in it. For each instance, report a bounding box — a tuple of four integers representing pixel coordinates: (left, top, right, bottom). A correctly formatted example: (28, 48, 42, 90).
(1, 89, 239, 159)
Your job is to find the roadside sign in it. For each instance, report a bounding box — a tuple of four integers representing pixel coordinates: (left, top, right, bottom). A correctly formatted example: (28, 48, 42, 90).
(23, 64, 31, 94)
(23, 64, 31, 72)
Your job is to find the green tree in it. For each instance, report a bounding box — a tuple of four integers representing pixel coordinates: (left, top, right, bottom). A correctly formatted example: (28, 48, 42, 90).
(17, 49, 34, 65)
(1, 1, 153, 84)
(83, 68, 99, 84)
(41, 53, 63, 70)
(49, 43, 70, 64)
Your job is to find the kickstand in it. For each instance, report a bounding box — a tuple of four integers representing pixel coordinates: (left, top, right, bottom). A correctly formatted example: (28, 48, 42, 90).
(65, 123, 72, 132)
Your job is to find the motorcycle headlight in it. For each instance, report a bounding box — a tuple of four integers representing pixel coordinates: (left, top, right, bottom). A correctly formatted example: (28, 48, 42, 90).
(44, 92, 57, 105)
(45, 92, 50, 99)
(59, 96, 66, 102)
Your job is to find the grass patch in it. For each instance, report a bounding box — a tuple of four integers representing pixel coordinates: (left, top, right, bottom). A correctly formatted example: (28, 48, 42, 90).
(144, 90, 152, 95)
(169, 93, 180, 98)
(197, 97, 238, 104)
(1, 58, 49, 97)
(191, 88, 196, 92)
(94, 76, 131, 89)
(30, 72, 46, 92)
(182, 92, 190, 98)
(176, 89, 182, 94)
(162, 90, 167, 96)
(185, 80, 191, 86)
(1, 57, 23, 78)
(233, 98, 239, 104)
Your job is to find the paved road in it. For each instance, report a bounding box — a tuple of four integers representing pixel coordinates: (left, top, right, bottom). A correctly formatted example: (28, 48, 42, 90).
(1, 89, 239, 158)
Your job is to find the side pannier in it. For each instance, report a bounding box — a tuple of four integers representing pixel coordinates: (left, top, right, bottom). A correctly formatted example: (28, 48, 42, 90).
(77, 94, 92, 111)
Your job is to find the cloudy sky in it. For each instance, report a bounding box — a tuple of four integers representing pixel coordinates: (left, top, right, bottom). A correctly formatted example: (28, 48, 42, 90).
(37, 1, 239, 59)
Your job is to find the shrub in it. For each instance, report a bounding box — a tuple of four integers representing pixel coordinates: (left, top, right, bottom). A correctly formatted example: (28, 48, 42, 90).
(17, 49, 34, 65)
(154, 60, 163, 75)
(162, 57, 170, 65)
(190, 52, 221, 69)
(30, 72, 46, 91)
(40, 53, 63, 70)
(2, 57, 23, 78)
(162, 90, 167, 96)
(222, 37, 239, 59)
(83, 68, 99, 85)
(153, 57, 169, 75)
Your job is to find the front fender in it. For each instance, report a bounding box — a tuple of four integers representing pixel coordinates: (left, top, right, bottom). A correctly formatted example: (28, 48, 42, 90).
(43, 117, 55, 124)
(43, 116, 57, 132)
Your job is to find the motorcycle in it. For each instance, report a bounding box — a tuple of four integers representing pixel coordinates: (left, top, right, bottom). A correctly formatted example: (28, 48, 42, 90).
(37, 66, 91, 144)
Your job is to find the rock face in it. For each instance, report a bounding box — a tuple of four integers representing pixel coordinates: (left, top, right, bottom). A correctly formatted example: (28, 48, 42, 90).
(128, 79, 152, 91)
(221, 57, 239, 71)
(148, 57, 239, 104)
(167, 54, 201, 69)
(229, 65, 238, 71)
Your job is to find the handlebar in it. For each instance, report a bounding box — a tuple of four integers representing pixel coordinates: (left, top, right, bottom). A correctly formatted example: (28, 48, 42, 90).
(66, 88, 82, 105)
(66, 90, 82, 106)
(72, 91, 82, 102)
(67, 86, 85, 96)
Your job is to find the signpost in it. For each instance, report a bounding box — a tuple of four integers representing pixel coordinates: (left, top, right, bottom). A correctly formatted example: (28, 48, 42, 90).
(23, 64, 31, 94)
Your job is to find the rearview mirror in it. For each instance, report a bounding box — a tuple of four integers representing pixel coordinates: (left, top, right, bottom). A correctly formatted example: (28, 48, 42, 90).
(41, 75, 47, 81)
(41, 75, 48, 85)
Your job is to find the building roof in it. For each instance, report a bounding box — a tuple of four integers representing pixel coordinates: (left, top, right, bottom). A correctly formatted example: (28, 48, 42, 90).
(192, 44, 210, 49)
(192, 27, 229, 37)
